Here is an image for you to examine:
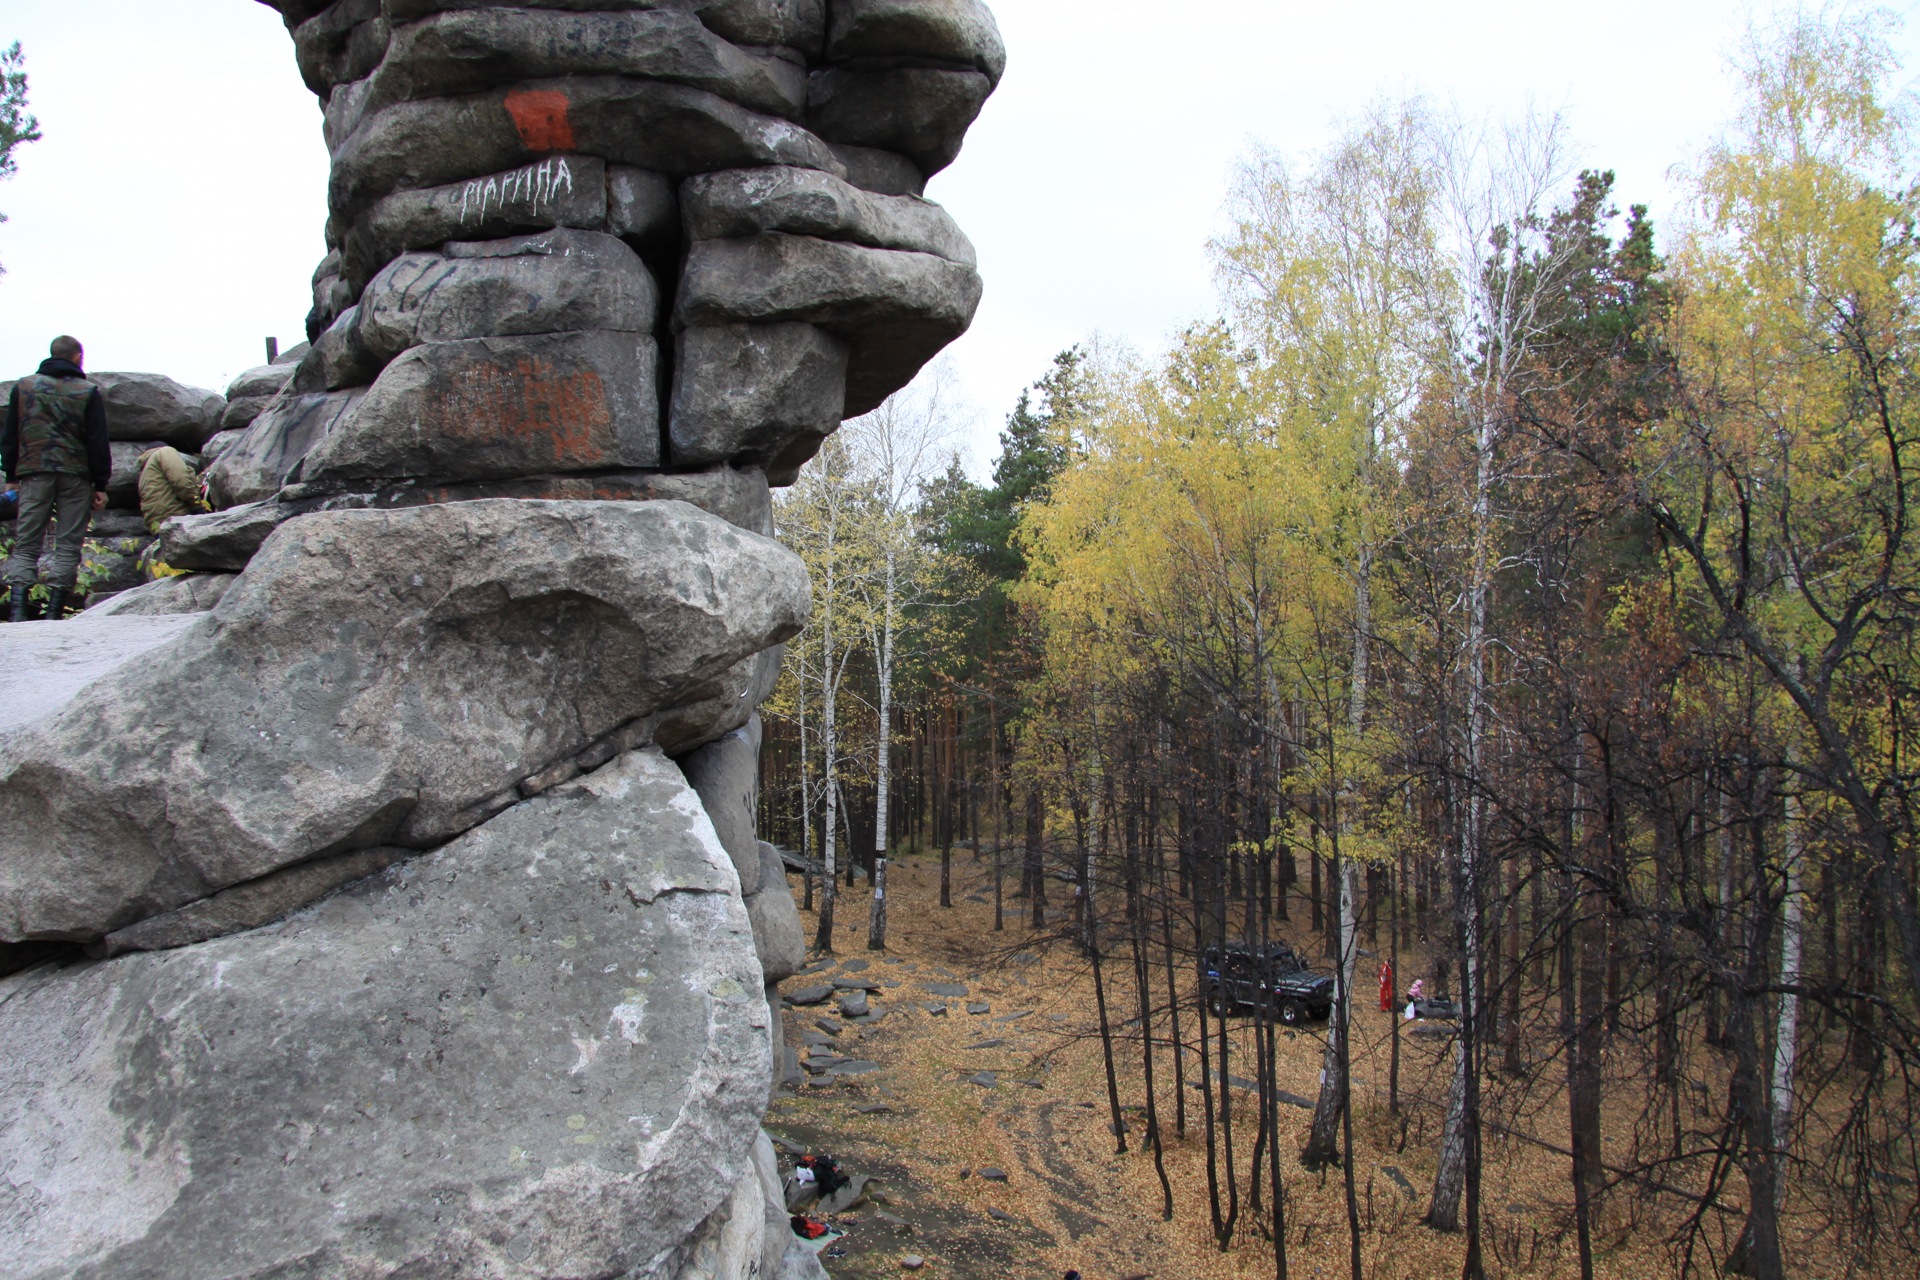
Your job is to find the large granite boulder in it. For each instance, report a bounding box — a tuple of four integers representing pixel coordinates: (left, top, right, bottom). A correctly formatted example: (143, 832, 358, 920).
(299, 329, 661, 485)
(219, 352, 303, 433)
(0, 746, 773, 1280)
(203, 387, 363, 507)
(0, 499, 808, 943)
(90, 372, 226, 451)
(356, 229, 657, 363)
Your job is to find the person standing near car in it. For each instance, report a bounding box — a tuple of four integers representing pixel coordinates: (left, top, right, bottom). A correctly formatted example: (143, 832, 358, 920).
(1, 335, 110, 621)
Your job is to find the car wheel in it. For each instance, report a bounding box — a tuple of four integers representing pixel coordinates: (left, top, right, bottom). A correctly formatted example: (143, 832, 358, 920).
(1279, 999, 1304, 1026)
(1207, 992, 1231, 1018)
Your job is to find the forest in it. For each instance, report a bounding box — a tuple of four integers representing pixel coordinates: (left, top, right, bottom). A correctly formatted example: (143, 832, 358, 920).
(756, 12, 1920, 1279)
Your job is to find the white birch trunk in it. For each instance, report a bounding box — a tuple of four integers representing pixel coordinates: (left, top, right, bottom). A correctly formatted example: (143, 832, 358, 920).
(1771, 791, 1804, 1206)
(814, 504, 839, 952)
(1431, 393, 1494, 1231)
(868, 548, 896, 950)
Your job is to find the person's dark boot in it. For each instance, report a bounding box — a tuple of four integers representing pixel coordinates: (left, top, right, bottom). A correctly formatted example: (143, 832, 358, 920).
(43, 587, 67, 621)
(7, 585, 27, 623)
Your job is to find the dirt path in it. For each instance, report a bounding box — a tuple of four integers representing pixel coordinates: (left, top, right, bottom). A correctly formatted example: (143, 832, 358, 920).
(767, 852, 1689, 1280)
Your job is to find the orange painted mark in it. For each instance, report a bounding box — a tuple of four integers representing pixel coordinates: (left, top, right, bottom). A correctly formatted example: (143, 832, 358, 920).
(428, 354, 614, 468)
(503, 89, 575, 152)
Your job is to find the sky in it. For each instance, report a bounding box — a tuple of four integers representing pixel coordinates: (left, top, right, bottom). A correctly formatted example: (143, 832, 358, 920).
(0, 0, 1913, 474)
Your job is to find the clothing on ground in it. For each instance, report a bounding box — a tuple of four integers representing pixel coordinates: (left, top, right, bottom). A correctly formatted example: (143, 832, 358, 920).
(6, 472, 95, 591)
(2, 359, 111, 489)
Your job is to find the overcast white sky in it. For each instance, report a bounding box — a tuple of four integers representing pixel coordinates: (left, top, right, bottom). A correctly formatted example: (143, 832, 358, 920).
(0, 0, 1913, 473)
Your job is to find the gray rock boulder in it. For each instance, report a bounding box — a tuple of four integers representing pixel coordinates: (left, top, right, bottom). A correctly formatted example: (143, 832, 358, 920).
(745, 840, 805, 983)
(198, 427, 246, 467)
(344, 154, 609, 292)
(0, 613, 200, 735)
(203, 387, 364, 507)
(682, 165, 975, 264)
(287, 305, 384, 394)
(91, 372, 226, 450)
(828, 142, 926, 196)
(84, 572, 238, 617)
(299, 330, 659, 485)
(94, 844, 411, 958)
(219, 361, 298, 432)
(609, 164, 678, 244)
(0, 746, 772, 1280)
(367, 7, 806, 121)
(291, 0, 390, 97)
(0, 498, 808, 942)
(357, 229, 657, 363)
(154, 501, 289, 572)
(669, 322, 847, 469)
(807, 65, 993, 177)
(827, 0, 1008, 83)
(330, 77, 841, 222)
(676, 231, 981, 414)
(679, 717, 764, 889)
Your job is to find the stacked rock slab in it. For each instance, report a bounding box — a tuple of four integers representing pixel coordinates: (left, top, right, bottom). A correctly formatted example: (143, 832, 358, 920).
(0, 2, 998, 1278)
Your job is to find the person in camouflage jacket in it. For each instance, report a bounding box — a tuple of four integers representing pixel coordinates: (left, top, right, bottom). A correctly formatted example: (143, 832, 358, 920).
(1, 335, 111, 621)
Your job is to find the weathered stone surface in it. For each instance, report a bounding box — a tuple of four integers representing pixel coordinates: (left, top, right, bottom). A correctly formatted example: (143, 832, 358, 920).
(826, 0, 1007, 83)
(808, 65, 992, 176)
(0, 499, 808, 942)
(368, 7, 806, 121)
(308, 247, 357, 339)
(669, 322, 847, 468)
(85, 509, 149, 540)
(198, 427, 246, 467)
(372, 0, 828, 57)
(683, 165, 974, 264)
(154, 501, 289, 573)
(331, 77, 842, 220)
(220, 360, 299, 432)
(680, 717, 763, 889)
(290, 462, 773, 534)
(610, 164, 679, 243)
(292, 0, 390, 97)
(777, 1241, 833, 1280)
(90, 372, 225, 451)
(94, 845, 411, 958)
(345, 154, 608, 292)
(203, 388, 365, 507)
(358, 229, 657, 363)
(0, 614, 199, 734)
(677, 232, 981, 414)
(825, 142, 924, 195)
(105, 440, 169, 511)
(752, 1132, 793, 1280)
(746, 839, 804, 982)
(299, 330, 660, 484)
(675, 1154, 770, 1280)
(0, 746, 771, 1280)
(287, 305, 384, 394)
(84, 572, 238, 617)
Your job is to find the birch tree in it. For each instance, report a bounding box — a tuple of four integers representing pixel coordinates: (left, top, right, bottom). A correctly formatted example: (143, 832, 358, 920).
(1214, 101, 1439, 1190)
(842, 367, 961, 950)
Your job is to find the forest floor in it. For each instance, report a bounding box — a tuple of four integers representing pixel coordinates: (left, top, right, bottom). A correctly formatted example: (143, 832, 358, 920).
(767, 850, 1801, 1280)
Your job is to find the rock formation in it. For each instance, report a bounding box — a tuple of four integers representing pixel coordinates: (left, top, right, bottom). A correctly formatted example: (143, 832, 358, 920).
(0, 2, 998, 1276)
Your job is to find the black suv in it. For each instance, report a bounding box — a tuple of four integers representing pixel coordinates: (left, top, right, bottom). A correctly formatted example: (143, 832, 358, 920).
(1200, 942, 1336, 1024)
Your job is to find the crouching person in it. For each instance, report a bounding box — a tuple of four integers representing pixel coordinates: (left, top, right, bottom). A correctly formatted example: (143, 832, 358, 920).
(2, 335, 110, 621)
(138, 444, 206, 533)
